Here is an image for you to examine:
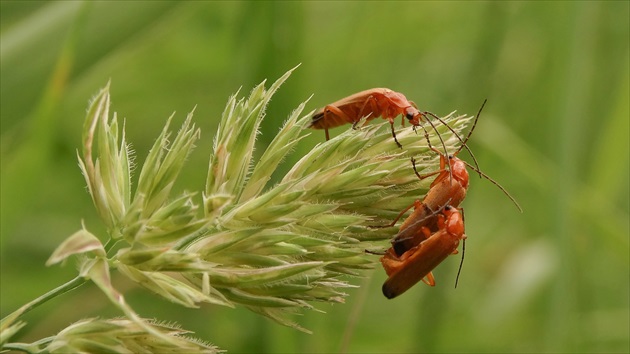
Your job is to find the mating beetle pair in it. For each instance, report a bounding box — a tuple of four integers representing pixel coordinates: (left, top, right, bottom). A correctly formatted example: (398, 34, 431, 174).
(310, 90, 521, 298)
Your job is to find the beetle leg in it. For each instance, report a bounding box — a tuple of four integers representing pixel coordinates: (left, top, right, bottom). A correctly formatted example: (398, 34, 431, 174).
(389, 118, 403, 149)
(355, 94, 379, 126)
(323, 104, 353, 128)
(421, 272, 436, 286)
(411, 157, 441, 181)
(370, 199, 419, 229)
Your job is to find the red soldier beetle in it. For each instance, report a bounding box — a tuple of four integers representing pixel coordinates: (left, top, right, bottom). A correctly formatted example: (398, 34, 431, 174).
(309, 88, 483, 187)
(309, 88, 468, 154)
(380, 205, 466, 299)
(309, 88, 425, 148)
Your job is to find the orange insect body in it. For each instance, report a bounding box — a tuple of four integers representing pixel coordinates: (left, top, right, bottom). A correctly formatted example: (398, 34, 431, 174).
(309, 88, 426, 146)
(392, 154, 469, 256)
(381, 206, 466, 299)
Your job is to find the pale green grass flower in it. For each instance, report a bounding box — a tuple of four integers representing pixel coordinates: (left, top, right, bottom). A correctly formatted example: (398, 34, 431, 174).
(41, 318, 218, 353)
(2, 68, 472, 351)
(77, 68, 471, 333)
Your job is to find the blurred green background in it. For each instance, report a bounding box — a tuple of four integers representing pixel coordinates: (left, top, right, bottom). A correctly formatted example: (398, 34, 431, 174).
(1, 1, 628, 353)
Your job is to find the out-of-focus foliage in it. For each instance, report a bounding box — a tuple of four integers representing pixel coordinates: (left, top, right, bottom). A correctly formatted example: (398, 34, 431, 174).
(1, 1, 628, 353)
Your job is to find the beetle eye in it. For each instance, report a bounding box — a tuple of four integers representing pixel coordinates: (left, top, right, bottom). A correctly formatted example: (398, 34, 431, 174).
(406, 112, 414, 120)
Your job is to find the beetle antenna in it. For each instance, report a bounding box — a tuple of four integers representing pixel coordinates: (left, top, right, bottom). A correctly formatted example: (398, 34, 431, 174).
(455, 239, 465, 288)
(463, 160, 523, 212)
(457, 99, 486, 157)
(423, 110, 480, 177)
(413, 122, 434, 155)
(422, 117, 454, 184)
